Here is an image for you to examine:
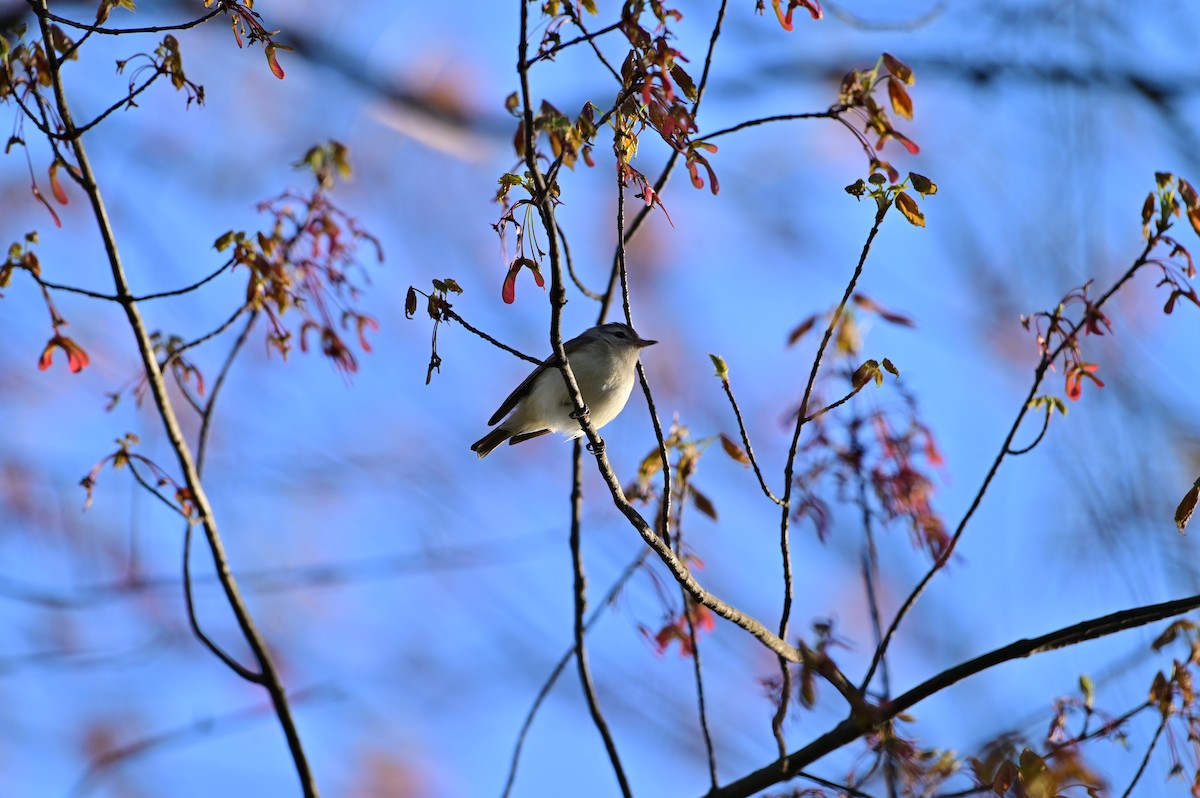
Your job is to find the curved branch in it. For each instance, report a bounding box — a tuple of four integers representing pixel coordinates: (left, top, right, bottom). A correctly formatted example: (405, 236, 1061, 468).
(37, 5, 221, 36)
(30, 3, 318, 794)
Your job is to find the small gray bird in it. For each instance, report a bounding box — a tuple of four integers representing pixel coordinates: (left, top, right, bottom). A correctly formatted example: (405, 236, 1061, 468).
(471, 322, 657, 458)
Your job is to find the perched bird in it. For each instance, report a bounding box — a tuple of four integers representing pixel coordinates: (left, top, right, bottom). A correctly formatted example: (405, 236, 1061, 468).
(471, 322, 656, 458)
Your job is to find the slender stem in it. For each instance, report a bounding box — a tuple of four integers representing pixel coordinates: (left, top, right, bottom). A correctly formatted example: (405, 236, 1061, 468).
(197, 311, 257, 475)
(1119, 715, 1167, 798)
(39, 5, 221, 36)
(774, 203, 890, 751)
(675, 488, 718, 790)
(717, 374, 783, 504)
(500, 551, 650, 798)
(699, 109, 843, 142)
(521, 8, 630, 793)
(31, 4, 317, 794)
(852, 423, 896, 798)
(444, 308, 540, 365)
(569, 441, 632, 797)
(529, 20, 623, 66)
(614, 165, 673, 543)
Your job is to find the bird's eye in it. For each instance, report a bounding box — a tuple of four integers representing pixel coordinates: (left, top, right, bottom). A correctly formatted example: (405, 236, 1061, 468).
(613, 330, 627, 339)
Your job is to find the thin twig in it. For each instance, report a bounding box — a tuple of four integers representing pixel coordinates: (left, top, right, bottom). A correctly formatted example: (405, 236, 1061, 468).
(444, 308, 541, 365)
(530, 20, 623, 67)
(181, 520, 260, 683)
(71, 73, 161, 138)
(161, 302, 251, 368)
(717, 372, 782, 504)
(614, 166, 673, 542)
(675, 486, 718, 791)
(500, 551, 649, 798)
(38, 5, 221, 36)
(127, 461, 188, 519)
(774, 202, 890, 752)
(556, 8, 620, 81)
(1119, 714, 1167, 798)
(598, 0, 730, 322)
(1006, 404, 1052, 456)
(32, 274, 118, 301)
(197, 311, 257, 475)
(133, 260, 234, 302)
(699, 109, 844, 143)
(558, 221, 603, 300)
(569, 441, 632, 797)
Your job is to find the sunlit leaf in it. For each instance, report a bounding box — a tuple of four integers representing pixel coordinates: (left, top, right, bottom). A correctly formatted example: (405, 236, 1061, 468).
(265, 43, 285, 80)
(887, 79, 912, 120)
(895, 191, 924, 227)
(48, 160, 68, 204)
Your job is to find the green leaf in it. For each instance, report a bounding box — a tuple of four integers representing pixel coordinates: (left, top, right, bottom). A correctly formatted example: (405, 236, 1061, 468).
(708, 353, 728, 380)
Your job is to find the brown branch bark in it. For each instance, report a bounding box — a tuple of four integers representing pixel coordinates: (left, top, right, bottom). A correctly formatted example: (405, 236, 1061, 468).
(30, 3, 317, 794)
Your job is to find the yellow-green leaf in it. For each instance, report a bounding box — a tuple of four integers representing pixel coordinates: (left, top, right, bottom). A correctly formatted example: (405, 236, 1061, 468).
(709, 353, 728, 380)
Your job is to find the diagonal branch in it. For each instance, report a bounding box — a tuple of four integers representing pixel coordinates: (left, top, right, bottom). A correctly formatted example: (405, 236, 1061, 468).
(707, 592, 1200, 798)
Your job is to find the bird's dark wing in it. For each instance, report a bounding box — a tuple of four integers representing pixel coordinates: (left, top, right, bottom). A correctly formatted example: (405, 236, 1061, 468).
(485, 334, 588, 426)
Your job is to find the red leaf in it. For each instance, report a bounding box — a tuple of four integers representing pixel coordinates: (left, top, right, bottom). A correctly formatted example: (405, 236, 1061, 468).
(356, 315, 379, 352)
(893, 131, 920, 155)
(265, 44, 285, 80)
(771, 0, 795, 30)
(39, 335, 90, 373)
(49, 160, 69, 204)
(502, 264, 519, 304)
(31, 184, 62, 228)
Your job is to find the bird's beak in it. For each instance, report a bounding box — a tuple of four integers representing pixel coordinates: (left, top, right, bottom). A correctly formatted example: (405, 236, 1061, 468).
(635, 337, 657, 348)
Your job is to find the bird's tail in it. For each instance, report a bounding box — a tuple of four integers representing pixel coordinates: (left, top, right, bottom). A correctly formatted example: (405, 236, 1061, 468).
(470, 428, 511, 458)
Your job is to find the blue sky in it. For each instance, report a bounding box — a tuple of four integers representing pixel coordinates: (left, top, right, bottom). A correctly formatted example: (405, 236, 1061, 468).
(3, 1, 1200, 796)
